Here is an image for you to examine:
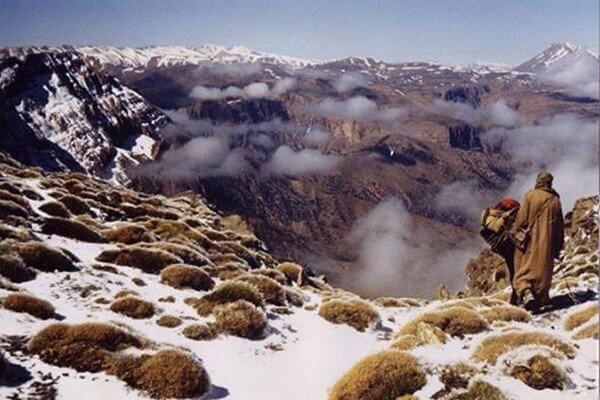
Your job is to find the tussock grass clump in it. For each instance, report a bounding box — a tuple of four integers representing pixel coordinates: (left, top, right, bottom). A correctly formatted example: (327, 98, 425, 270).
(391, 334, 424, 351)
(563, 303, 599, 331)
(473, 332, 576, 364)
(140, 242, 209, 267)
(212, 263, 247, 280)
(572, 322, 599, 340)
(0, 189, 29, 207)
(214, 300, 267, 339)
(235, 274, 286, 305)
(0, 200, 29, 218)
(376, 297, 423, 308)
(142, 219, 212, 247)
(192, 281, 264, 316)
(58, 194, 90, 215)
(439, 362, 477, 390)
(0, 251, 36, 282)
(436, 297, 505, 311)
(251, 268, 287, 285)
(509, 355, 565, 390)
(156, 315, 182, 328)
(285, 288, 304, 307)
(110, 297, 155, 319)
(392, 322, 446, 350)
(160, 264, 214, 291)
(328, 350, 426, 400)
(96, 246, 182, 274)
(318, 299, 379, 332)
(12, 241, 77, 272)
(446, 380, 508, 400)
(0, 223, 34, 242)
(2, 293, 55, 319)
(399, 306, 487, 338)
(38, 201, 71, 218)
(479, 305, 531, 324)
(41, 217, 107, 243)
(107, 350, 210, 399)
(276, 262, 305, 285)
(114, 290, 139, 299)
(28, 322, 144, 372)
(182, 323, 219, 340)
(103, 224, 154, 244)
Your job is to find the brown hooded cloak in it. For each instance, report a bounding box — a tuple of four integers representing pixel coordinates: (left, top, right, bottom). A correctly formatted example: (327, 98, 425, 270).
(512, 172, 564, 303)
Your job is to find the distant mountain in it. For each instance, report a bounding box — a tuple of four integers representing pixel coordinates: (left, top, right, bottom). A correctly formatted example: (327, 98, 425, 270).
(0, 44, 316, 73)
(515, 42, 599, 73)
(0, 51, 166, 183)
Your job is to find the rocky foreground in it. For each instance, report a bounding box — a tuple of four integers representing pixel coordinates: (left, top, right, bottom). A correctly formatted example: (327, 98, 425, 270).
(0, 153, 598, 399)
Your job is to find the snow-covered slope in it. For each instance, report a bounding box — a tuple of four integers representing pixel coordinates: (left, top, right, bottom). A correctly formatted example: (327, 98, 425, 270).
(515, 42, 599, 73)
(0, 44, 316, 72)
(0, 51, 166, 183)
(0, 155, 598, 400)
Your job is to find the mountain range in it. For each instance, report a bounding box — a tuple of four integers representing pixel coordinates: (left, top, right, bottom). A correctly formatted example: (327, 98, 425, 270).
(0, 41, 598, 296)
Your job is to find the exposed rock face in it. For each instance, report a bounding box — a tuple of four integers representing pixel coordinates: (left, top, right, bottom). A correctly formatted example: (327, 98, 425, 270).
(0, 52, 166, 182)
(444, 86, 489, 151)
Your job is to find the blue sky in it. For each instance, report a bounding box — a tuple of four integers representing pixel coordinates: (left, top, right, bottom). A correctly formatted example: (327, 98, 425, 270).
(0, 0, 597, 65)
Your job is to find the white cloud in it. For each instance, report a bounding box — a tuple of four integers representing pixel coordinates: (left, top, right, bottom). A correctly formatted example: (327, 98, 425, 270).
(189, 78, 297, 100)
(133, 136, 247, 180)
(436, 113, 599, 221)
(347, 197, 476, 297)
(332, 72, 369, 92)
(303, 128, 331, 147)
(262, 145, 342, 176)
(196, 62, 263, 78)
(540, 54, 599, 99)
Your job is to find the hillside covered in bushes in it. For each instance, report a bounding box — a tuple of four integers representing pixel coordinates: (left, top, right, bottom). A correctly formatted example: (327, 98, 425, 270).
(0, 153, 598, 399)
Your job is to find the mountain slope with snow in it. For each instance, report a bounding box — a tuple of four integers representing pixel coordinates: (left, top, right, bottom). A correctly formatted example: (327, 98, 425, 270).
(0, 154, 598, 400)
(0, 51, 166, 183)
(515, 42, 599, 73)
(0, 44, 316, 73)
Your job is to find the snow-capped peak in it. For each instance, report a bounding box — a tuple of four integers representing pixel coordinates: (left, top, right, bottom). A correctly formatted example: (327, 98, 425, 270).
(515, 42, 594, 73)
(0, 44, 317, 72)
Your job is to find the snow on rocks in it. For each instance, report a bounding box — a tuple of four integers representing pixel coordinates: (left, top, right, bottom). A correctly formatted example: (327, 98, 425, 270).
(0, 155, 598, 399)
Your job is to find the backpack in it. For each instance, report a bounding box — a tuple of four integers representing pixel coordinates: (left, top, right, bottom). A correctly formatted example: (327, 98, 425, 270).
(479, 199, 519, 252)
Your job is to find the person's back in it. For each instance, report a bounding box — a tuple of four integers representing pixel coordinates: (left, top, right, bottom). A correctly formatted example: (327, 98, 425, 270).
(511, 171, 564, 310)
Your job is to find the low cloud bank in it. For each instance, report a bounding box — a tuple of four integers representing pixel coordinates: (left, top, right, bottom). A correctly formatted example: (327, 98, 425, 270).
(262, 145, 342, 176)
(163, 109, 300, 139)
(347, 197, 476, 297)
(301, 96, 521, 129)
(435, 113, 599, 222)
(133, 136, 246, 181)
(425, 99, 525, 128)
(190, 78, 296, 100)
(302, 96, 406, 123)
(303, 128, 331, 147)
(195, 62, 262, 78)
(333, 72, 370, 92)
(540, 54, 599, 99)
